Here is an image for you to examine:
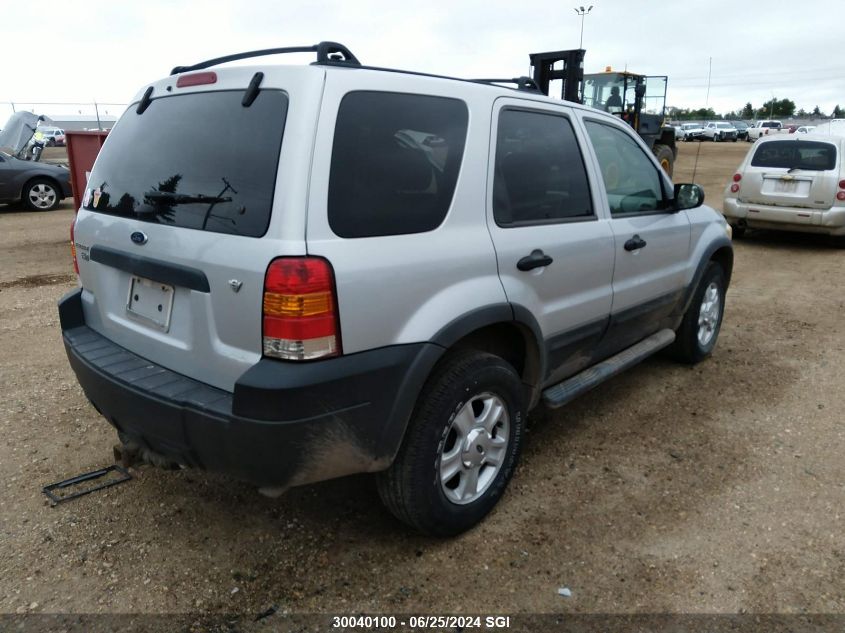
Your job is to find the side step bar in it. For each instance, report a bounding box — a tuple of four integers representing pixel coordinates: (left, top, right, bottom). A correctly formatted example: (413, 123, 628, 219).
(542, 329, 676, 409)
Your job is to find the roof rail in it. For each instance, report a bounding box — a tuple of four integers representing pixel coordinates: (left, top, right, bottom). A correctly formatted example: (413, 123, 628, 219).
(471, 76, 541, 93)
(170, 41, 360, 76)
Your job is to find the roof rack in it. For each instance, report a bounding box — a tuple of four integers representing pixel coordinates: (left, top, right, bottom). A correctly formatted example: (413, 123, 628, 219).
(170, 41, 360, 76)
(471, 77, 541, 93)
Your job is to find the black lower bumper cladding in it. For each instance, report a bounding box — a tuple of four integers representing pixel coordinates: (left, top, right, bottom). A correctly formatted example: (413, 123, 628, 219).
(58, 289, 441, 488)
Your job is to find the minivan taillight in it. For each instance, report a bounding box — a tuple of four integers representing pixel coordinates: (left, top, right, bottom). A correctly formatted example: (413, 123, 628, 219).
(70, 215, 79, 275)
(262, 257, 341, 361)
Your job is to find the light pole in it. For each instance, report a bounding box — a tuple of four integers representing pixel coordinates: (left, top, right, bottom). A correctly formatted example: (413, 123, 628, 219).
(574, 5, 593, 49)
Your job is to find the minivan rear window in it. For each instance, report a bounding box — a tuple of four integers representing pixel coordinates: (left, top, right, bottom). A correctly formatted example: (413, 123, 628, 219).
(82, 90, 288, 237)
(328, 91, 468, 238)
(751, 140, 837, 171)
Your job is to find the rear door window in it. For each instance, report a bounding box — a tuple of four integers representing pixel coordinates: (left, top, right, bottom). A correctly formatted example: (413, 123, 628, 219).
(751, 141, 837, 171)
(82, 90, 288, 237)
(328, 91, 468, 238)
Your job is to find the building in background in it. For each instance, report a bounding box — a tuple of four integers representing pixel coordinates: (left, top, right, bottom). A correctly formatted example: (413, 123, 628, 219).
(44, 114, 119, 131)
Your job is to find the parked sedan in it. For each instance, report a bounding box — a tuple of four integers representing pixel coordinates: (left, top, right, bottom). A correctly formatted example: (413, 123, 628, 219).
(0, 150, 72, 210)
(795, 126, 816, 134)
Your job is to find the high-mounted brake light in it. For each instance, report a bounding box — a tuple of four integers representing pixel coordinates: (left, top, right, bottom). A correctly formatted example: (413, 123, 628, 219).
(262, 257, 341, 361)
(176, 72, 217, 88)
(70, 215, 79, 275)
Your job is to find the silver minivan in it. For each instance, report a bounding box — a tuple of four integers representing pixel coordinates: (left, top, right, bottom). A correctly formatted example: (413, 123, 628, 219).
(60, 42, 733, 535)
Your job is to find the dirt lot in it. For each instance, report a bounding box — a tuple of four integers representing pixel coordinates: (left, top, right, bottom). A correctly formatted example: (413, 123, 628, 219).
(1, 141, 843, 620)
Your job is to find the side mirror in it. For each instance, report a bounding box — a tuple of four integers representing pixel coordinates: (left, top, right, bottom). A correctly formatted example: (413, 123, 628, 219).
(673, 183, 705, 211)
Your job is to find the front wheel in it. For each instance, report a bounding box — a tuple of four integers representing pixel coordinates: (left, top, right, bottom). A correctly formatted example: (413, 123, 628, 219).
(23, 179, 60, 211)
(670, 262, 726, 364)
(377, 350, 525, 536)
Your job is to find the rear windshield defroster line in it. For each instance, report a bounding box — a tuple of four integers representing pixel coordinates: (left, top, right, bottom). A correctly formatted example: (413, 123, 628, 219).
(82, 89, 288, 238)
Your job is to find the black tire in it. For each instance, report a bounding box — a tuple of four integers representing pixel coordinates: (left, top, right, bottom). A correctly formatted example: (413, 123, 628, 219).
(731, 138, 737, 142)
(653, 144, 674, 177)
(730, 224, 746, 239)
(670, 262, 726, 364)
(713, 133, 720, 142)
(22, 179, 61, 211)
(46, 138, 56, 147)
(377, 350, 525, 536)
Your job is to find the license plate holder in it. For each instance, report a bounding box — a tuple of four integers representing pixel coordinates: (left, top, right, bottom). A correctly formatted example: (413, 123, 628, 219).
(126, 276, 174, 331)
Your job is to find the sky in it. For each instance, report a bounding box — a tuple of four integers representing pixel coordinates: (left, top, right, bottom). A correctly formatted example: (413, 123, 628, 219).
(2, 0, 843, 122)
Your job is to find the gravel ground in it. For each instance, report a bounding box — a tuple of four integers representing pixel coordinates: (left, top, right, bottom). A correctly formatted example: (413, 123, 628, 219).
(0, 141, 843, 619)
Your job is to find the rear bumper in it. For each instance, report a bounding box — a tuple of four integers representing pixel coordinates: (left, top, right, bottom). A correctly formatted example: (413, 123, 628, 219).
(59, 289, 442, 488)
(723, 198, 845, 235)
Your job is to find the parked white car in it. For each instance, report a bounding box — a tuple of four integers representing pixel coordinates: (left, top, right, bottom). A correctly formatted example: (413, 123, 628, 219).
(746, 120, 784, 141)
(702, 122, 738, 142)
(794, 126, 816, 134)
(723, 134, 845, 238)
(679, 122, 706, 141)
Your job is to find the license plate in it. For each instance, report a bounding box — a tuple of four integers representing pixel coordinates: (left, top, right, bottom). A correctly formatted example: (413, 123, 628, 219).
(126, 276, 174, 331)
(774, 179, 798, 193)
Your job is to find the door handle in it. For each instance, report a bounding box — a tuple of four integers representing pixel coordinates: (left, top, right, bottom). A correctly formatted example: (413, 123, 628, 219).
(624, 235, 647, 251)
(517, 250, 554, 271)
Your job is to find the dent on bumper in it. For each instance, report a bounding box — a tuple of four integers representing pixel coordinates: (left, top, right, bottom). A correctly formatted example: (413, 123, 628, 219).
(723, 199, 845, 235)
(58, 289, 442, 488)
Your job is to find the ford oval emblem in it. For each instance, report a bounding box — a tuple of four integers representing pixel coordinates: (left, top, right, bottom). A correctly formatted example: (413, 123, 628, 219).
(130, 231, 148, 245)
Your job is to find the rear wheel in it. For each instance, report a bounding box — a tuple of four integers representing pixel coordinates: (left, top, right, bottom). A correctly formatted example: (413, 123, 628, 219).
(670, 262, 726, 364)
(377, 350, 525, 536)
(23, 179, 60, 211)
(653, 144, 674, 177)
(730, 224, 746, 239)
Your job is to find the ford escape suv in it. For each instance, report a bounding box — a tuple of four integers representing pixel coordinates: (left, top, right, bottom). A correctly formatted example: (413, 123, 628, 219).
(59, 42, 733, 536)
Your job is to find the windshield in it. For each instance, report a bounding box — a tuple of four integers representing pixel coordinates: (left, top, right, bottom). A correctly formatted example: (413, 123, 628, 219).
(82, 89, 288, 237)
(717, 123, 733, 129)
(751, 140, 836, 171)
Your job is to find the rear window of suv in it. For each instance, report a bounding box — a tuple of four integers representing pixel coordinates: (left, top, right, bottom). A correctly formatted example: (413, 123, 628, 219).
(751, 140, 837, 171)
(328, 91, 469, 238)
(82, 90, 288, 237)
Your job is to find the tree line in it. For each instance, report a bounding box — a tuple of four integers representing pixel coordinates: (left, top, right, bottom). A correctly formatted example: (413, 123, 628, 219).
(669, 99, 843, 121)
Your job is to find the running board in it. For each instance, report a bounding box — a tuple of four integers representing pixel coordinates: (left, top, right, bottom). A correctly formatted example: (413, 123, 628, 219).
(542, 329, 676, 409)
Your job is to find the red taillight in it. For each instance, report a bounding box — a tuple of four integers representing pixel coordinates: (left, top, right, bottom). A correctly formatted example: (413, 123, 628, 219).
(730, 183, 740, 193)
(176, 72, 217, 88)
(837, 191, 845, 201)
(262, 257, 341, 361)
(838, 180, 845, 189)
(70, 215, 79, 275)
(733, 173, 742, 182)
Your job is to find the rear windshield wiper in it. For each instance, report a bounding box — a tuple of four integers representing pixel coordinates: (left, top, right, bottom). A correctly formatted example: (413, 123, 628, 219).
(143, 191, 232, 205)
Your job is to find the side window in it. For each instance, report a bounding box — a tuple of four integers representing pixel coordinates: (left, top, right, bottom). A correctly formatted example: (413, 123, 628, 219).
(584, 120, 666, 216)
(328, 91, 468, 238)
(493, 109, 593, 226)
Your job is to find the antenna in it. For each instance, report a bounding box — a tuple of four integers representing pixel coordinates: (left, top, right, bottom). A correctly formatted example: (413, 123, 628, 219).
(692, 56, 712, 184)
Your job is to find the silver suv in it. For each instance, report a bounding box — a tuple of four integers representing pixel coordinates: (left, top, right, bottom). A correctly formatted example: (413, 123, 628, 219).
(59, 42, 733, 536)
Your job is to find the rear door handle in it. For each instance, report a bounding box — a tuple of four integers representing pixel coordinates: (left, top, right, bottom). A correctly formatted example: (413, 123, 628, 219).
(624, 235, 647, 251)
(517, 250, 554, 271)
